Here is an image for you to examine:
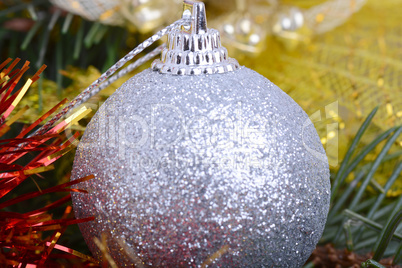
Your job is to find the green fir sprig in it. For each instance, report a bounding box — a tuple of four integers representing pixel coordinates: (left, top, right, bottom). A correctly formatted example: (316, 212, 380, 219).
(306, 108, 402, 267)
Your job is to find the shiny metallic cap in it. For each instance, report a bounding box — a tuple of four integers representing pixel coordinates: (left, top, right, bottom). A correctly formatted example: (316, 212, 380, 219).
(152, 0, 240, 75)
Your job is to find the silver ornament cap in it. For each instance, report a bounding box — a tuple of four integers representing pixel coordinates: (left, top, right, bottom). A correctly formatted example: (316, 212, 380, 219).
(152, 0, 240, 75)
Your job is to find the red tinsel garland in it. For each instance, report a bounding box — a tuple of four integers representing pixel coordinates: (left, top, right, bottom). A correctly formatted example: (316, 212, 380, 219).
(0, 58, 98, 267)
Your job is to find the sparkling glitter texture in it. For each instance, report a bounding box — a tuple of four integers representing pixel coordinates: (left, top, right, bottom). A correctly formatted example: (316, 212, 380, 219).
(71, 67, 330, 267)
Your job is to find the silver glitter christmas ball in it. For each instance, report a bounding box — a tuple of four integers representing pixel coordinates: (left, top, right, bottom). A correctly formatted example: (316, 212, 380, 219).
(71, 67, 330, 267)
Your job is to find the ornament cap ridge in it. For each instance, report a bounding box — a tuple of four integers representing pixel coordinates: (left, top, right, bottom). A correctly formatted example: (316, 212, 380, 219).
(152, 1, 239, 75)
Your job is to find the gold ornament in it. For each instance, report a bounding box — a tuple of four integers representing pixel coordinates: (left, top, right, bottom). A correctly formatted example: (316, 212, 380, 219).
(211, 0, 272, 55)
(209, 0, 367, 53)
(220, 13, 269, 54)
(50, 0, 124, 25)
(50, 0, 182, 32)
(119, 0, 182, 33)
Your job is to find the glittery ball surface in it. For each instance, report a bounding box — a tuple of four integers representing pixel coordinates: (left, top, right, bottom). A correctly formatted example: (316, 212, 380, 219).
(71, 67, 330, 267)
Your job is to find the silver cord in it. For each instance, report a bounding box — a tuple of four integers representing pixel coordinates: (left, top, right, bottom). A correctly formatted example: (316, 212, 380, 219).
(32, 19, 188, 137)
(85, 44, 166, 102)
